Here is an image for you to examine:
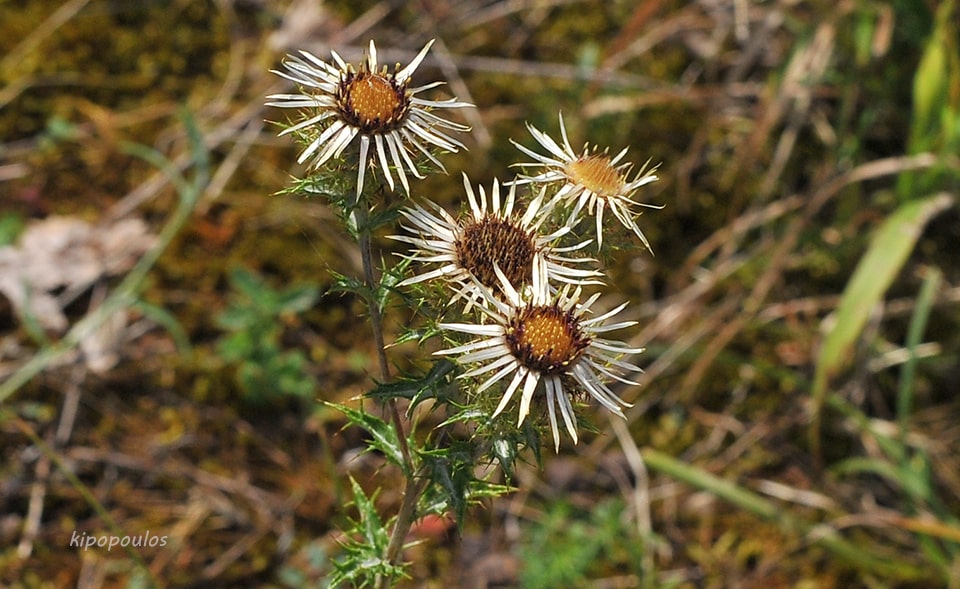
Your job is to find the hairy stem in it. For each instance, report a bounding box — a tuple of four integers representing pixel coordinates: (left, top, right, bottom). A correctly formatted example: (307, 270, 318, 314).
(353, 195, 421, 588)
(358, 225, 392, 381)
(379, 474, 429, 589)
(354, 200, 413, 467)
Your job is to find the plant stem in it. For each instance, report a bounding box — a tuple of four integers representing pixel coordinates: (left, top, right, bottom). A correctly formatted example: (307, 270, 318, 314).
(0, 116, 206, 405)
(353, 194, 422, 589)
(358, 225, 392, 382)
(379, 474, 429, 589)
(354, 198, 413, 468)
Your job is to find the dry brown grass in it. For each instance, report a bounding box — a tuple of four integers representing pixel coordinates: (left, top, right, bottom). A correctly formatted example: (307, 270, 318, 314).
(1, 0, 958, 587)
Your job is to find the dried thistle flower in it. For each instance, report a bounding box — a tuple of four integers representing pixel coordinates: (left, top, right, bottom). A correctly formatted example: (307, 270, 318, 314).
(267, 40, 472, 198)
(511, 112, 661, 251)
(391, 174, 601, 310)
(436, 258, 643, 451)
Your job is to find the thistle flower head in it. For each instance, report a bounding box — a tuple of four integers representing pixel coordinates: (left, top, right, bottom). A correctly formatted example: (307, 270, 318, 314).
(266, 40, 472, 199)
(511, 112, 662, 252)
(436, 258, 644, 451)
(391, 174, 602, 310)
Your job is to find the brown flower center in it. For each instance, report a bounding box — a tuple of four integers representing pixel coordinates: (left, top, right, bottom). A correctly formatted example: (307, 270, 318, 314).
(506, 305, 590, 374)
(341, 72, 408, 133)
(456, 216, 536, 292)
(565, 154, 624, 196)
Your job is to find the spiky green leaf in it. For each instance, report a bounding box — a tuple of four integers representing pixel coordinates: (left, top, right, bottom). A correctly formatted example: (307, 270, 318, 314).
(328, 402, 407, 472)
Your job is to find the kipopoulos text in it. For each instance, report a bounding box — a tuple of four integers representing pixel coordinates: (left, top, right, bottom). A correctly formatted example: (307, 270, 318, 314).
(69, 530, 168, 551)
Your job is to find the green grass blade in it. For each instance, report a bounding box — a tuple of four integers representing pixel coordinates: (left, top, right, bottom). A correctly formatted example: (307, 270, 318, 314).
(641, 447, 934, 582)
(810, 192, 954, 455)
(898, 267, 941, 449)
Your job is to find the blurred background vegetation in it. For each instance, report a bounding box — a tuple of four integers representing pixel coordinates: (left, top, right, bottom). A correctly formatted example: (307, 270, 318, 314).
(1, 0, 958, 587)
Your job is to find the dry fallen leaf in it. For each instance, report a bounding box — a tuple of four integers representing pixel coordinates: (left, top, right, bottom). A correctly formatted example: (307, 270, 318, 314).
(0, 214, 155, 336)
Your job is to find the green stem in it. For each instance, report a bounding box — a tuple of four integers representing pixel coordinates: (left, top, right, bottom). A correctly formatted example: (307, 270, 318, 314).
(379, 474, 429, 589)
(358, 225, 392, 383)
(352, 193, 421, 589)
(353, 195, 412, 469)
(897, 267, 940, 451)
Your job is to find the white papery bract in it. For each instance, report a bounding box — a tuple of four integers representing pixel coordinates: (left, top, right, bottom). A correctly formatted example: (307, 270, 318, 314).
(266, 40, 472, 200)
(391, 174, 602, 310)
(511, 112, 661, 251)
(436, 258, 644, 451)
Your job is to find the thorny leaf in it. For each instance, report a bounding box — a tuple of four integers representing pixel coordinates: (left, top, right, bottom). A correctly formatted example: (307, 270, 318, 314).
(367, 358, 458, 408)
(328, 477, 408, 589)
(329, 402, 408, 473)
(419, 443, 513, 528)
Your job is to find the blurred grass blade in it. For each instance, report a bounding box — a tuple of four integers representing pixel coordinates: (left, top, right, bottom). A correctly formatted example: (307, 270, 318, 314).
(911, 5, 949, 144)
(898, 267, 941, 449)
(899, 0, 959, 198)
(133, 300, 192, 355)
(810, 192, 954, 455)
(640, 447, 932, 581)
(5, 414, 164, 588)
